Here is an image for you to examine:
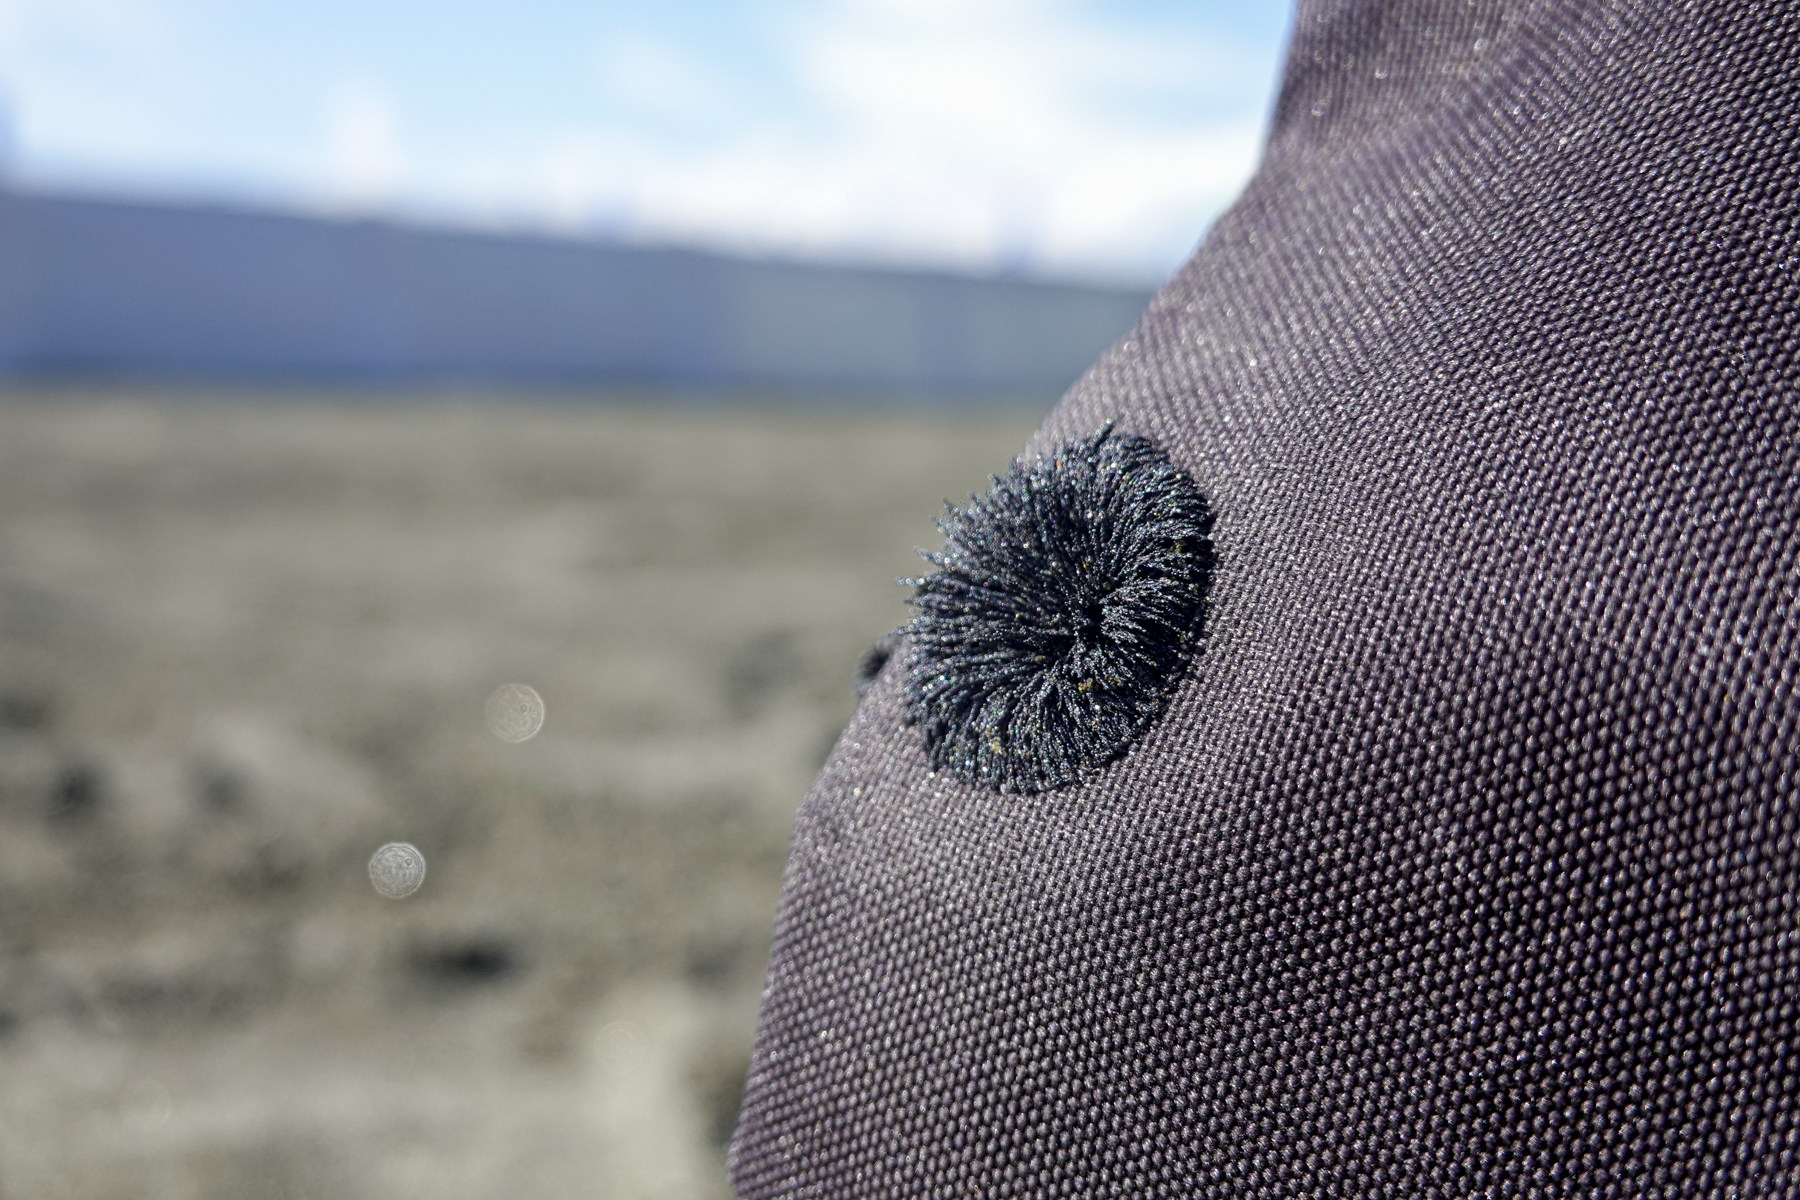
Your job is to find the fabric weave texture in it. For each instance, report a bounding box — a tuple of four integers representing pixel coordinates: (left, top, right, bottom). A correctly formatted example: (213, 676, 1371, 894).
(731, 1, 1800, 1196)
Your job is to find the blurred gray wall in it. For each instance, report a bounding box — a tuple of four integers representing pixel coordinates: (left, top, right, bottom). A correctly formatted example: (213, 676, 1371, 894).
(0, 190, 1155, 400)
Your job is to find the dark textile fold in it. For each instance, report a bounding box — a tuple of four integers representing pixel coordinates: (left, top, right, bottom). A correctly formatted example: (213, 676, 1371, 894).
(732, 2, 1800, 1195)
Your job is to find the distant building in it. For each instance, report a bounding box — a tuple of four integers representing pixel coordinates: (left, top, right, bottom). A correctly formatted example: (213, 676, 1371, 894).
(0, 190, 1156, 403)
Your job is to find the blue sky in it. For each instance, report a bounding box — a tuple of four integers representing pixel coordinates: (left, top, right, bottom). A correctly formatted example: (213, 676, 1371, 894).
(0, 0, 1291, 281)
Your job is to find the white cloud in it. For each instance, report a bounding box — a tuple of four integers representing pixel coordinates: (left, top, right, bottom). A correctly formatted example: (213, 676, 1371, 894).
(595, 34, 737, 126)
(0, 0, 179, 168)
(0, 85, 14, 174)
(0, 0, 166, 56)
(322, 79, 402, 211)
(0, 0, 1278, 281)
(535, 0, 1270, 281)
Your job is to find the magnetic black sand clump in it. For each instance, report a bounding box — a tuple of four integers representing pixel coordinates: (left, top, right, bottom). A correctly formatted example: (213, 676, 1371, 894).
(852, 633, 900, 700)
(903, 424, 1214, 794)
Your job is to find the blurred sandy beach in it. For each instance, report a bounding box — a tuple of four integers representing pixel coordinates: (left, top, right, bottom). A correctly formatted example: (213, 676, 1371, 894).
(0, 392, 1036, 1200)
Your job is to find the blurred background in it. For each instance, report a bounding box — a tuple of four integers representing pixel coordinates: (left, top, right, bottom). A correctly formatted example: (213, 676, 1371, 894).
(0, 2, 1288, 1196)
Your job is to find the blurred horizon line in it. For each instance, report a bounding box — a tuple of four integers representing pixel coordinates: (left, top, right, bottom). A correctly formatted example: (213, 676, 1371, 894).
(0, 186, 1162, 404)
(0, 177, 1179, 293)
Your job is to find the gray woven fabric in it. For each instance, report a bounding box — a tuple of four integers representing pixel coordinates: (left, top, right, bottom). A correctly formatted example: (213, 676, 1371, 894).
(731, 1, 1800, 1195)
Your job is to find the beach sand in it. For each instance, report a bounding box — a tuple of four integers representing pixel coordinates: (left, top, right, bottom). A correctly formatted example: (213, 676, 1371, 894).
(0, 392, 1038, 1200)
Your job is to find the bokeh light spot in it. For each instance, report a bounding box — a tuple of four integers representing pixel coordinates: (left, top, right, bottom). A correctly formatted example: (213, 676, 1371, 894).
(485, 683, 546, 743)
(368, 841, 427, 899)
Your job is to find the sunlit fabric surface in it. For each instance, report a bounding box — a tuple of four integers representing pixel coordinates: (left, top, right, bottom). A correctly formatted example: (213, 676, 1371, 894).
(731, 1, 1800, 1195)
